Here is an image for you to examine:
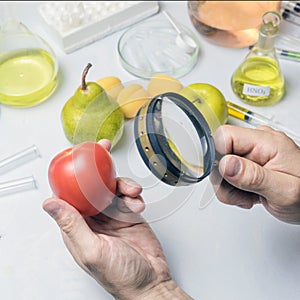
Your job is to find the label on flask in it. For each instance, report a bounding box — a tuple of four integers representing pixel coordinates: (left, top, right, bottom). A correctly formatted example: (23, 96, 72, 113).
(242, 84, 270, 97)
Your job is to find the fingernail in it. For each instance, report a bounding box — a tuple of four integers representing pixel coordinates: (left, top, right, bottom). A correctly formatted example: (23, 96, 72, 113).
(221, 156, 241, 177)
(44, 201, 61, 218)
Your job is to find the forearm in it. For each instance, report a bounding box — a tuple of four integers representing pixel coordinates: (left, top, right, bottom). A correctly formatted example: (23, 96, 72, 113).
(115, 280, 194, 300)
(142, 281, 193, 300)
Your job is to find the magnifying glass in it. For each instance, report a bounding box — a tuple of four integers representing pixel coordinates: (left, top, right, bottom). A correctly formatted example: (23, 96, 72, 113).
(134, 91, 220, 186)
(134, 83, 300, 188)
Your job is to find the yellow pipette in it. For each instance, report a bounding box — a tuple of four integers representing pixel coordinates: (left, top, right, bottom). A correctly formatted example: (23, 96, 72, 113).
(227, 101, 300, 145)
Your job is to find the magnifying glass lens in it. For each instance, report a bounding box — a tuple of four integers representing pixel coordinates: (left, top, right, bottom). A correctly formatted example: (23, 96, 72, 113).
(153, 97, 205, 178)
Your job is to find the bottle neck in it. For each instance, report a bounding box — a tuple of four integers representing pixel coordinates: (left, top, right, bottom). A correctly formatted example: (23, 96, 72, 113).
(256, 31, 276, 51)
(248, 31, 278, 61)
(256, 13, 280, 52)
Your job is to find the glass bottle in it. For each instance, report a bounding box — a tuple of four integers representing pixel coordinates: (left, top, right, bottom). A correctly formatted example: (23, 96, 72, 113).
(231, 11, 285, 106)
(187, 1, 281, 48)
(0, 19, 58, 107)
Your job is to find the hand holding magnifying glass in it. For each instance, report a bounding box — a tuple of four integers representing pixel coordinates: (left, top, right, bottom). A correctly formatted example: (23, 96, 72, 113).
(134, 83, 300, 187)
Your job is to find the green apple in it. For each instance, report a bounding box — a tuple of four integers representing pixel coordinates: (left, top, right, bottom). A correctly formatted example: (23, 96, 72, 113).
(179, 83, 228, 134)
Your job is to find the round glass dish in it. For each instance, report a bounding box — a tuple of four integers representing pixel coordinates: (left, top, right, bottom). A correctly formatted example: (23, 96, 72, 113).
(117, 17, 200, 79)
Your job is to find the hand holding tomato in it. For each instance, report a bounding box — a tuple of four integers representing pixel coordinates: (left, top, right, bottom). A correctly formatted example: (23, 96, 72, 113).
(44, 140, 191, 299)
(48, 141, 116, 216)
(42, 172, 185, 300)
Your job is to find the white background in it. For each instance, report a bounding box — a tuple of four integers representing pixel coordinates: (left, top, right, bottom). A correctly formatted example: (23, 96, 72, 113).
(0, 1, 300, 300)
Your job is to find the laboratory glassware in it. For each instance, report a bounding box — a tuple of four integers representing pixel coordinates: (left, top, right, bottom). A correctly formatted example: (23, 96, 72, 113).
(231, 11, 285, 106)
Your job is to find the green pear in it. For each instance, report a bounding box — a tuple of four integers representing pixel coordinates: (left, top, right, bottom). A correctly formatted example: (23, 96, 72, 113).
(61, 63, 124, 147)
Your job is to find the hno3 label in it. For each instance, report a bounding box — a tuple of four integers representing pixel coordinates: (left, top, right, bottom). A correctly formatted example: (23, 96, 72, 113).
(243, 83, 270, 97)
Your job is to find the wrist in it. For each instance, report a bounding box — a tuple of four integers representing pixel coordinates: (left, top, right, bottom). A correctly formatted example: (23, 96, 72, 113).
(136, 280, 193, 300)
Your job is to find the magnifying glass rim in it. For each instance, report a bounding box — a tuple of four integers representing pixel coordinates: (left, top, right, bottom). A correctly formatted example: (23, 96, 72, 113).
(134, 92, 216, 186)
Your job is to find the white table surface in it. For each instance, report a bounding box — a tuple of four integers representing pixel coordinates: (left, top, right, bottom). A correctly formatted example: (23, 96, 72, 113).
(1, 1, 300, 300)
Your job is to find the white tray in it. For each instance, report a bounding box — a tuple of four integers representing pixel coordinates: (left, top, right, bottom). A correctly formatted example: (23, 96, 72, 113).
(39, 1, 160, 53)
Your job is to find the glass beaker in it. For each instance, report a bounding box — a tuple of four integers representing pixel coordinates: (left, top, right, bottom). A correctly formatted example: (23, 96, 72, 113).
(187, 1, 281, 48)
(0, 19, 58, 107)
(231, 11, 285, 106)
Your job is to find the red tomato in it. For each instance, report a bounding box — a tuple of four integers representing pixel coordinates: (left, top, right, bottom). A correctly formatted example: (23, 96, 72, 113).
(48, 141, 117, 216)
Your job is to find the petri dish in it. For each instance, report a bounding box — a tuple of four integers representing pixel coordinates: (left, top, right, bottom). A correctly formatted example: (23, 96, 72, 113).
(117, 17, 200, 79)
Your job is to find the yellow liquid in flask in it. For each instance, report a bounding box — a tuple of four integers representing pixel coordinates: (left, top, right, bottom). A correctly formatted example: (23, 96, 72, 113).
(0, 48, 57, 107)
(231, 56, 285, 106)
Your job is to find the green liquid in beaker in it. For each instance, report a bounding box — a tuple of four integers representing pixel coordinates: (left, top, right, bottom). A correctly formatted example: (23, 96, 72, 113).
(0, 48, 57, 107)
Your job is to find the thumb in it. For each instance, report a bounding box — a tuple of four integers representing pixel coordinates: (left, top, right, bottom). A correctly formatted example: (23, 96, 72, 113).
(43, 198, 96, 250)
(98, 139, 112, 152)
(218, 155, 296, 203)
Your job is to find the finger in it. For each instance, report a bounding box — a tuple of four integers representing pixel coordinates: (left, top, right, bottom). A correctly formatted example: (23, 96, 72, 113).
(43, 198, 97, 252)
(210, 165, 259, 209)
(116, 177, 143, 198)
(117, 195, 145, 214)
(219, 155, 300, 206)
(214, 125, 279, 165)
(256, 125, 277, 133)
(217, 183, 259, 209)
(98, 139, 112, 152)
(101, 196, 145, 224)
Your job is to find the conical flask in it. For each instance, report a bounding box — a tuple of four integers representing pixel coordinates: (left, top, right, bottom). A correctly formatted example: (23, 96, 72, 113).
(0, 18, 58, 107)
(231, 11, 285, 106)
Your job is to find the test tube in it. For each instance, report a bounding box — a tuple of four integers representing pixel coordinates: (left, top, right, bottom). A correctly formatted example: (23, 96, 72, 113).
(0, 176, 37, 197)
(281, 1, 300, 14)
(275, 48, 300, 62)
(281, 8, 300, 26)
(249, 45, 300, 63)
(227, 101, 300, 145)
(0, 144, 41, 174)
